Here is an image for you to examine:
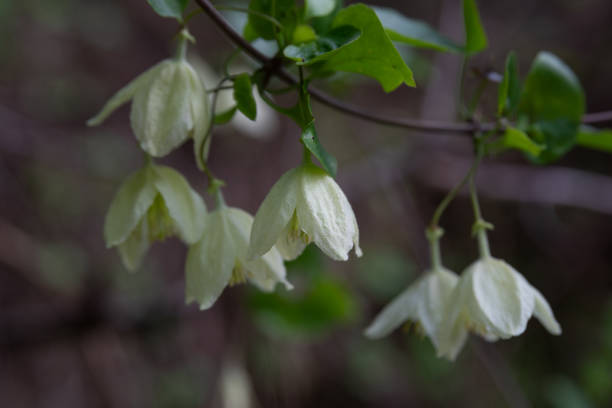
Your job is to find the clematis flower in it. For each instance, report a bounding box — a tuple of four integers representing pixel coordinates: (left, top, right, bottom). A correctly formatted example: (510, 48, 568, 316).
(104, 163, 206, 271)
(87, 29, 209, 159)
(438, 224, 561, 358)
(365, 228, 467, 360)
(248, 162, 362, 262)
(185, 202, 292, 310)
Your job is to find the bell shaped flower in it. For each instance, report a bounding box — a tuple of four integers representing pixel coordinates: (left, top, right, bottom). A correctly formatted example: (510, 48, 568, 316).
(87, 29, 209, 158)
(365, 228, 468, 361)
(248, 161, 362, 262)
(104, 163, 206, 271)
(185, 200, 292, 310)
(438, 223, 561, 358)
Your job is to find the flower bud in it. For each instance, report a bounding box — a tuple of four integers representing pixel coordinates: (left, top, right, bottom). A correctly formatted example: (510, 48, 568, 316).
(185, 205, 292, 310)
(104, 164, 206, 270)
(248, 162, 362, 262)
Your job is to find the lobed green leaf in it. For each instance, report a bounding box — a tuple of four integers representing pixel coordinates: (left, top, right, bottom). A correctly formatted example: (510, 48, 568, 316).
(488, 126, 543, 156)
(146, 0, 188, 21)
(462, 0, 487, 54)
(301, 122, 338, 177)
(233, 74, 257, 120)
(283, 25, 361, 64)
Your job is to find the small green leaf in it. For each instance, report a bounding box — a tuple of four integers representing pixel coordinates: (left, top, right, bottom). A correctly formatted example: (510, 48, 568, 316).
(146, 0, 188, 21)
(248, 0, 296, 41)
(283, 25, 361, 64)
(305, 0, 336, 19)
(313, 4, 415, 92)
(463, 0, 487, 54)
(497, 51, 520, 116)
(302, 123, 338, 177)
(529, 119, 579, 163)
(519, 52, 585, 122)
(576, 126, 612, 153)
(488, 126, 543, 156)
(372, 6, 462, 53)
(233, 74, 257, 121)
(214, 106, 238, 125)
(292, 24, 317, 44)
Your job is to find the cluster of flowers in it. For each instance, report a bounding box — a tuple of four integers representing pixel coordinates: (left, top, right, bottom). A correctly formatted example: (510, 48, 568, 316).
(87, 30, 361, 310)
(365, 225, 561, 360)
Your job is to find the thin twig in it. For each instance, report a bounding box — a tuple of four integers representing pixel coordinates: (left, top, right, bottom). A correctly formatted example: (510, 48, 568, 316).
(193, 0, 612, 134)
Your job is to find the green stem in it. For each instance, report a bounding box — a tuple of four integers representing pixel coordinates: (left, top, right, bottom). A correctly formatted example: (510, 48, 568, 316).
(469, 177, 491, 258)
(456, 56, 469, 119)
(425, 227, 444, 270)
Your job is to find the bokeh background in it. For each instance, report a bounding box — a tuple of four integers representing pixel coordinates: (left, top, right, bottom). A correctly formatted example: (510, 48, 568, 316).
(1, 0, 612, 407)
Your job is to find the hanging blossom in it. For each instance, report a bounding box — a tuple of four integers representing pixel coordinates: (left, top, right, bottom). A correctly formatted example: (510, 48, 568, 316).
(438, 219, 562, 358)
(365, 228, 467, 361)
(87, 29, 209, 159)
(248, 160, 362, 262)
(186, 195, 292, 310)
(104, 163, 206, 271)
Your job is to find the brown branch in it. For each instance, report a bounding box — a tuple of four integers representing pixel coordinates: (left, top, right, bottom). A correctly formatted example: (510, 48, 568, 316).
(194, 0, 612, 133)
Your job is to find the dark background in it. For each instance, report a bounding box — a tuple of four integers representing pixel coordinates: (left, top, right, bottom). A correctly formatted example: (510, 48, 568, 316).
(1, 0, 611, 407)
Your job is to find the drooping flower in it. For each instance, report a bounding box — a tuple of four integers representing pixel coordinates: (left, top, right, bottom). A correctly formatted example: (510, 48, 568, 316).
(438, 224, 561, 358)
(365, 228, 467, 360)
(248, 162, 362, 262)
(87, 29, 209, 159)
(104, 163, 206, 271)
(185, 202, 292, 310)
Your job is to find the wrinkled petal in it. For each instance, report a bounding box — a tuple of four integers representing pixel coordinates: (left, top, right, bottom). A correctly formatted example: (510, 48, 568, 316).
(274, 212, 309, 261)
(471, 258, 534, 338)
(532, 286, 562, 335)
(248, 168, 299, 259)
(131, 60, 194, 157)
(420, 268, 462, 349)
(87, 62, 164, 126)
(185, 211, 234, 310)
(152, 165, 206, 244)
(117, 218, 151, 271)
(186, 63, 211, 170)
(104, 166, 157, 247)
(364, 279, 421, 339)
(297, 164, 358, 261)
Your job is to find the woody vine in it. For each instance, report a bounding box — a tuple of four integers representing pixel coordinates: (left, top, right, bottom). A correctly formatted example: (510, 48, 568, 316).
(87, 0, 612, 361)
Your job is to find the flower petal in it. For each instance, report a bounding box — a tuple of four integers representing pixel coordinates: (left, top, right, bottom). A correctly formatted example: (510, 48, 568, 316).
(364, 278, 422, 339)
(131, 60, 194, 157)
(420, 269, 460, 348)
(274, 213, 309, 261)
(187, 63, 212, 170)
(117, 218, 151, 271)
(248, 167, 299, 260)
(87, 62, 164, 126)
(297, 164, 358, 261)
(185, 211, 234, 310)
(532, 287, 562, 335)
(471, 258, 534, 338)
(104, 166, 157, 247)
(153, 165, 206, 244)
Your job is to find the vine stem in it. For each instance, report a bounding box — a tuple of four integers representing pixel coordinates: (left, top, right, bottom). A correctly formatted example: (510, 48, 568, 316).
(193, 0, 612, 133)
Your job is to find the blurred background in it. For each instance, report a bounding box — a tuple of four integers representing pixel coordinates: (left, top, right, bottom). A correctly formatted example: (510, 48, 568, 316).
(1, 0, 612, 407)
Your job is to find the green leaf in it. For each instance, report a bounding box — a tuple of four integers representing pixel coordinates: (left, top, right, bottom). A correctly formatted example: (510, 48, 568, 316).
(576, 126, 612, 153)
(463, 0, 487, 54)
(292, 24, 317, 44)
(497, 51, 520, 116)
(214, 106, 238, 125)
(305, 0, 336, 19)
(283, 25, 361, 64)
(310, 0, 343, 34)
(312, 4, 415, 92)
(247, 0, 296, 41)
(146, 0, 188, 21)
(519, 51, 585, 122)
(372, 6, 462, 53)
(518, 52, 586, 162)
(488, 126, 542, 156)
(302, 123, 338, 177)
(233, 74, 257, 121)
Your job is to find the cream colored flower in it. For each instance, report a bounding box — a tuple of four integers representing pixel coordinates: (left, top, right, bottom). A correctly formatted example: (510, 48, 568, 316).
(248, 162, 362, 261)
(87, 30, 209, 158)
(365, 267, 468, 360)
(438, 256, 562, 357)
(104, 164, 206, 271)
(185, 205, 292, 310)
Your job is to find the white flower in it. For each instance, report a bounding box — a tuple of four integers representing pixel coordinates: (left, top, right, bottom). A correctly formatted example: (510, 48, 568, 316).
(248, 162, 362, 261)
(365, 267, 468, 361)
(87, 30, 209, 158)
(438, 256, 562, 357)
(104, 164, 206, 271)
(185, 205, 292, 310)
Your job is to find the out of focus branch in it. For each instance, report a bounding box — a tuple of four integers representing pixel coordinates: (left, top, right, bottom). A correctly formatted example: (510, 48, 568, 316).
(194, 0, 612, 134)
